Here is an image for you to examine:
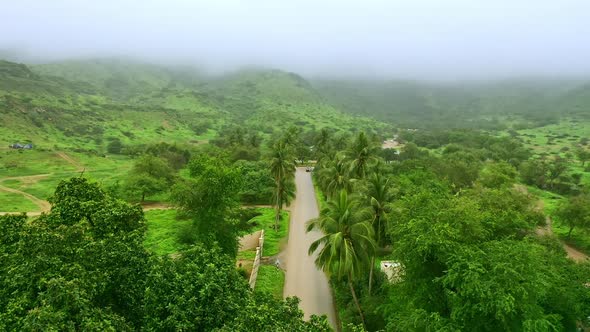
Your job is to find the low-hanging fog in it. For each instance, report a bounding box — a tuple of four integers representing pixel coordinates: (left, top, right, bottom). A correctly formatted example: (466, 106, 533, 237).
(1, 0, 590, 80)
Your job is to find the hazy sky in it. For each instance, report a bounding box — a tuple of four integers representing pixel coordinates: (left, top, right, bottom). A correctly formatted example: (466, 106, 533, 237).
(1, 0, 589, 79)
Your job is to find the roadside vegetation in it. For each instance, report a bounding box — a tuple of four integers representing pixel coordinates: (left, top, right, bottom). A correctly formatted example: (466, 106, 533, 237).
(308, 128, 590, 331)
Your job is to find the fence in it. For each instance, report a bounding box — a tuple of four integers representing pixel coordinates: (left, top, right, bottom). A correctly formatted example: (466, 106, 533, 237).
(248, 229, 265, 289)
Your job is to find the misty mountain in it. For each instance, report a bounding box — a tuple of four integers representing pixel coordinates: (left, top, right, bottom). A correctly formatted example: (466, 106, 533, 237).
(3, 56, 590, 153)
(313, 78, 589, 129)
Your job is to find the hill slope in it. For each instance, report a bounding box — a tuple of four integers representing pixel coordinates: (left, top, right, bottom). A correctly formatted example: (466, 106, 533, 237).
(313, 78, 589, 129)
(1, 59, 387, 152)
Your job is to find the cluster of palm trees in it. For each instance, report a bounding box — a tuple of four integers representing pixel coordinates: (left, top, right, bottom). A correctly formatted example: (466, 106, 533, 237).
(308, 132, 395, 329)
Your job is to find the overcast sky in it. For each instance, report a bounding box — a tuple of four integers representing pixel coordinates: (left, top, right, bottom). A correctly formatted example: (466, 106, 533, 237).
(1, 0, 589, 79)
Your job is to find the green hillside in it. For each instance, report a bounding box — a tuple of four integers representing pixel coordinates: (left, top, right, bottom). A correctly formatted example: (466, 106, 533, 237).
(1, 59, 386, 153)
(313, 78, 589, 130)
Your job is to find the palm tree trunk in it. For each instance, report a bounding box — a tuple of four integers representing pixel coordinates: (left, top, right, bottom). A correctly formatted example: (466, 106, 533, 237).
(369, 215, 381, 295)
(348, 272, 366, 329)
(274, 182, 281, 231)
(368, 256, 374, 295)
(275, 204, 281, 232)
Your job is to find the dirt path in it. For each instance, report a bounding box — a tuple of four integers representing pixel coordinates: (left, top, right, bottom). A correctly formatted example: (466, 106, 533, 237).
(0, 151, 83, 214)
(0, 183, 51, 212)
(56, 152, 84, 172)
(283, 168, 337, 329)
(140, 202, 173, 211)
(0, 173, 52, 213)
(537, 217, 588, 262)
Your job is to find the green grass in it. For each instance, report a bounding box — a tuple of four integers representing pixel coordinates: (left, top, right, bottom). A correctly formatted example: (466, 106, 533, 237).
(247, 208, 289, 257)
(312, 175, 328, 211)
(237, 249, 257, 261)
(0, 191, 40, 212)
(143, 209, 190, 256)
(515, 119, 590, 157)
(526, 185, 564, 214)
(255, 265, 285, 300)
(0, 150, 135, 211)
(552, 220, 590, 253)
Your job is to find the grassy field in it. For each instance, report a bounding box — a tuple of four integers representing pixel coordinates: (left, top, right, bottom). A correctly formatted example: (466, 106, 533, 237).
(0, 150, 135, 211)
(0, 191, 39, 212)
(143, 209, 190, 256)
(247, 207, 289, 257)
(255, 265, 285, 300)
(510, 119, 590, 255)
(526, 185, 564, 214)
(516, 119, 590, 156)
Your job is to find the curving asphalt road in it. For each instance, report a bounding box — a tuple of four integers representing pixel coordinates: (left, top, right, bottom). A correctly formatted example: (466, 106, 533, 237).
(283, 168, 337, 329)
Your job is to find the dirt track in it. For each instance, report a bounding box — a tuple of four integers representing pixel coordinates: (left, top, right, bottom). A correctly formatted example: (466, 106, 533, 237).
(56, 152, 84, 172)
(283, 168, 337, 329)
(0, 174, 52, 213)
(537, 217, 588, 262)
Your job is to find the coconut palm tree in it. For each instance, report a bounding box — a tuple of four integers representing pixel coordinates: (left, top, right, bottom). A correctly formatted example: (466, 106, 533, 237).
(271, 176, 295, 231)
(270, 141, 295, 182)
(270, 140, 296, 231)
(364, 171, 394, 294)
(317, 155, 353, 199)
(347, 132, 379, 179)
(307, 190, 375, 329)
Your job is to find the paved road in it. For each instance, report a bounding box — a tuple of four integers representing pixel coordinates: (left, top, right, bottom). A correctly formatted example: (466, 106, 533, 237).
(283, 168, 337, 329)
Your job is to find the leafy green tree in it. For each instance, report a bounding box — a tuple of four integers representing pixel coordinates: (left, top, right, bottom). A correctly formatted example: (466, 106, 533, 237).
(307, 190, 375, 329)
(575, 147, 590, 167)
(0, 178, 148, 330)
(553, 194, 590, 238)
(236, 160, 274, 204)
(519, 158, 548, 188)
(145, 142, 191, 170)
(547, 156, 569, 189)
(384, 179, 590, 331)
(143, 245, 250, 331)
(125, 174, 167, 202)
(477, 161, 518, 188)
(171, 156, 242, 256)
(124, 155, 175, 202)
(220, 295, 332, 331)
(106, 138, 123, 154)
(437, 150, 481, 190)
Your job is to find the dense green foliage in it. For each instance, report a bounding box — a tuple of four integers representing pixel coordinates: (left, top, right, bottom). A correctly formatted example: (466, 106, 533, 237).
(0, 177, 330, 331)
(311, 129, 590, 331)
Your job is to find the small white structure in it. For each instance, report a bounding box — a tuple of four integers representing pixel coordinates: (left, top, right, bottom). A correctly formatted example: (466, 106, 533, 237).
(380, 261, 403, 283)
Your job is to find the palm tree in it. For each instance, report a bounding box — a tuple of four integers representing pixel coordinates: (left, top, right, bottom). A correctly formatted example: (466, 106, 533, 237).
(271, 177, 295, 231)
(317, 155, 353, 199)
(364, 171, 394, 294)
(270, 141, 296, 231)
(314, 128, 331, 159)
(307, 190, 375, 329)
(270, 141, 295, 182)
(347, 132, 379, 179)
